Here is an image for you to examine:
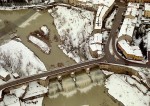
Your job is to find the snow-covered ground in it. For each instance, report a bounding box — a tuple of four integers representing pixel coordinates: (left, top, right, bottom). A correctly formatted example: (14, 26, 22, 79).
(50, 6, 94, 62)
(0, 39, 47, 77)
(29, 35, 51, 54)
(105, 9, 116, 29)
(105, 74, 150, 106)
(10, 85, 27, 98)
(23, 81, 48, 99)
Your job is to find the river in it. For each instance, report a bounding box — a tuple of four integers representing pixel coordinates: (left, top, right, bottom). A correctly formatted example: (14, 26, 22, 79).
(0, 9, 122, 106)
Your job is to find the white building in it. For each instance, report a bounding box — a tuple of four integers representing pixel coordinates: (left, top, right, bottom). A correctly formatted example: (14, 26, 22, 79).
(125, 7, 139, 18)
(118, 24, 135, 42)
(89, 33, 103, 58)
(144, 3, 150, 18)
(118, 40, 143, 60)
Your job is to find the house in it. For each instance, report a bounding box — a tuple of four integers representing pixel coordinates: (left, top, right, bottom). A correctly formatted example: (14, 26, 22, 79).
(89, 33, 103, 58)
(22, 82, 48, 101)
(0, 67, 10, 81)
(40, 25, 49, 36)
(118, 24, 135, 42)
(94, 5, 108, 32)
(118, 40, 143, 60)
(118, 3, 138, 42)
(12, 73, 20, 79)
(144, 3, 150, 18)
(94, 0, 115, 31)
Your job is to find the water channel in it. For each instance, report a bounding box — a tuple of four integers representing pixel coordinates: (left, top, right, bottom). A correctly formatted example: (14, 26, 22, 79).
(0, 9, 122, 106)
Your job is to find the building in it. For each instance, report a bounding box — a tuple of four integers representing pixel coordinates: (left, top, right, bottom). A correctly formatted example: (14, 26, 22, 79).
(144, 3, 150, 18)
(89, 33, 103, 58)
(118, 40, 143, 60)
(12, 73, 20, 79)
(0, 67, 10, 81)
(118, 3, 139, 42)
(94, 5, 108, 32)
(118, 24, 135, 42)
(117, 3, 143, 61)
(125, 6, 139, 19)
(22, 82, 48, 101)
(118, 18, 137, 42)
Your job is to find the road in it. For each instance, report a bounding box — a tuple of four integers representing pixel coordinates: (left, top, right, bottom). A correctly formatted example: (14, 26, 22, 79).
(0, 2, 149, 90)
(0, 59, 104, 90)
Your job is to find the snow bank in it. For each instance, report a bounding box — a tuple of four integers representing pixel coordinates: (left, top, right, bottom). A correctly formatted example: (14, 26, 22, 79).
(29, 35, 51, 54)
(105, 74, 150, 106)
(0, 40, 47, 76)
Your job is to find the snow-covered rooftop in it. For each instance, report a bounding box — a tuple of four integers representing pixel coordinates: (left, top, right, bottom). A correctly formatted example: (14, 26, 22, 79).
(40, 25, 49, 36)
(23, 82, 48, 99)
(93, 33, 102, 44)
(132, 46, 143, 57)
(10, 85, 27, 98)
(12, 73, 19, 78)
(123, 17, 137, 25)
(118, 40, 134, 55)
(118, 40, 143, 57)
(89, 44, 102, 52)
(145, 3, 150, 11)
(118, 24, 135, 38)
(0, 67, 9, 78)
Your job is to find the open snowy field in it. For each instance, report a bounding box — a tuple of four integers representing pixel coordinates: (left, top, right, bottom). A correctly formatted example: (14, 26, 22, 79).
(105, 74, 150, 106)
